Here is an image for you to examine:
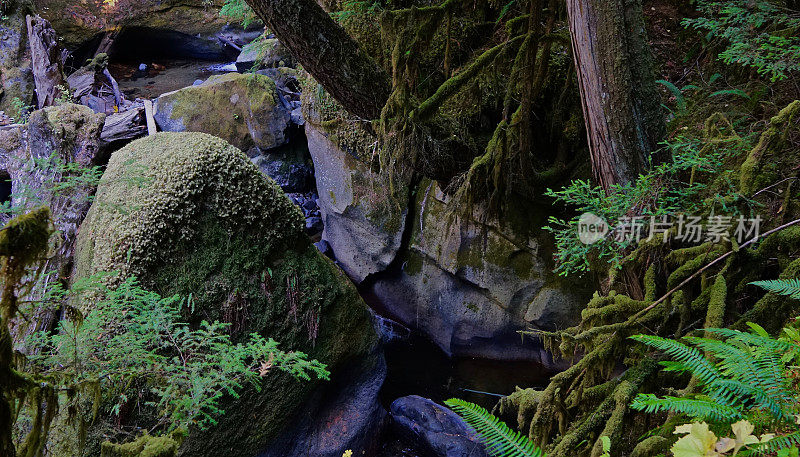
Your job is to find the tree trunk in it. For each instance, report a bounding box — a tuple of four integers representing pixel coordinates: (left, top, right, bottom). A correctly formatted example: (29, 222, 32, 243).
(245, 0, 391, 120)
(567, 0, 665, 190)
(26, 14, 64, 109)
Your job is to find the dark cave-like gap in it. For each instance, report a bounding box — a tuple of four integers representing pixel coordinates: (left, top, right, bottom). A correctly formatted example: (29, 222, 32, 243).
(0, 172, 12, 206)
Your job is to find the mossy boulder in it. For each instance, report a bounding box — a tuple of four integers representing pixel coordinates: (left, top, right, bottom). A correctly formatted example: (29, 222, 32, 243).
(154, 73, 290, 152)
(73, 132, 383, 457)
(235, 37, 294, 72)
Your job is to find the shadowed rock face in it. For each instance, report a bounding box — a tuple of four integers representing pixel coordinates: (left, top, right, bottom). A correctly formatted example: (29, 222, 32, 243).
(0, 103, 104, 348)
(154, 72, 290, 151)
(68, 132, 384, 457)
(390, 395, 490, 457)
(33, 0, 233, 50)
(305, 120, 589, 366)
(0, 1, 34, 114)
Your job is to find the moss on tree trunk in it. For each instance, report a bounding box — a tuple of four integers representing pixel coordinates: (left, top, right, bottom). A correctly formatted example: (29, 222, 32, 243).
(244, 0, 391, 120)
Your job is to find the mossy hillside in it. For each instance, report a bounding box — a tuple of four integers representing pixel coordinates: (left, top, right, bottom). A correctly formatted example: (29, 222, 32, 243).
(74, 132, 379, 456)
(739, 100, 800, 195)
(155, 72, 286, 152)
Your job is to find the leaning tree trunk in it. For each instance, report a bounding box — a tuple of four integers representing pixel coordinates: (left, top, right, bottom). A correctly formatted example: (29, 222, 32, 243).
(245, 0, 391, 120)
(567, 0, 665, 190)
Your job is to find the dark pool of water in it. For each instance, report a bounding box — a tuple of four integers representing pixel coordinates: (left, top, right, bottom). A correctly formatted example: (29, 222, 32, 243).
(109, 60, 237, 100)
(380, 331, 553, 412)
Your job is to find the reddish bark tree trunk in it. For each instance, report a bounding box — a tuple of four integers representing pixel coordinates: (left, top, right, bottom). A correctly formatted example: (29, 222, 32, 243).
(567, 0, 665, 190)
(245, 0, 391, 120)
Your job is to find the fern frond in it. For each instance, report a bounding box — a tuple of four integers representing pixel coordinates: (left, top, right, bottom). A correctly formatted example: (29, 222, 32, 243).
(756, 430, 800, 454)
(445, 398, 546, 457)
(657, 79, 687, 113)
(630, 394, 743, 422)
(751, 279, 800, 300)
(630, 335, 722, 386)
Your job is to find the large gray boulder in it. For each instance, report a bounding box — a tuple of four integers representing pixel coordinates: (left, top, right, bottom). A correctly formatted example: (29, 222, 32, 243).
(306, 124, 410, 283)
(154, 72, 290, 151)
(390, 395, 490, 457)
(305, 121, 588, 364)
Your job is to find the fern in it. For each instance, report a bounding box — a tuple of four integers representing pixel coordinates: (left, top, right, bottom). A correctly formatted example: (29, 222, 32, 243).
(629, 335, 723, 386)
(631, 324, 800, 425)
(751, 279, 800, 300)
(710, 89, 751, 100)
(630, 394, 742, 421)
(445, 398, 546, 457)
(657, 79, 688, 114)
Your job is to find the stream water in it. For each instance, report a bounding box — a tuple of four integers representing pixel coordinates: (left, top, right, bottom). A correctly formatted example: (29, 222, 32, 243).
(109, 60, 237, 100)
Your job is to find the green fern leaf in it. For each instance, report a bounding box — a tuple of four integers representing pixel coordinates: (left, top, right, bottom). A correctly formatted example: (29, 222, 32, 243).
(751, 279, 800, 300)
(657, 79, 688, 113)
(630, 335, 722, 386)
(445, 398, 546, 457)
(630, 394, 743, 421)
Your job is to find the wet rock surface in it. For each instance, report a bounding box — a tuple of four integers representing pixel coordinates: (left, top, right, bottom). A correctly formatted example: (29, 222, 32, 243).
(390, 396, 489, 457)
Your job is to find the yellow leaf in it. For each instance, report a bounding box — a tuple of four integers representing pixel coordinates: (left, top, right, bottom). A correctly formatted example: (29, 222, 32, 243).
(671, 422, 718, 457)
(730, 420, 760, 456)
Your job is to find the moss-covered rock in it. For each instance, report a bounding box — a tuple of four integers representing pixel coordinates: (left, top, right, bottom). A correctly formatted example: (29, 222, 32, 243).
(72, 132, 382, 457)
(739, 100, 800, 196)
(154, 73, 290, 152)
(100, 431, 185, 457)
(235, 37, 293, 72)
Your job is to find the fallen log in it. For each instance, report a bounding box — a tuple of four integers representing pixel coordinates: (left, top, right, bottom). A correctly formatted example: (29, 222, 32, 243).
(100, 108, 146, 143)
